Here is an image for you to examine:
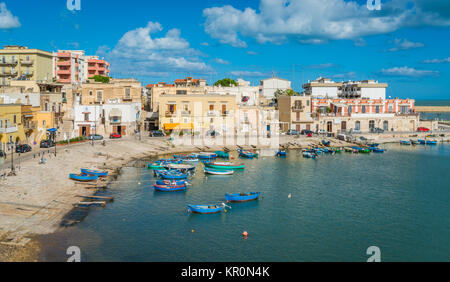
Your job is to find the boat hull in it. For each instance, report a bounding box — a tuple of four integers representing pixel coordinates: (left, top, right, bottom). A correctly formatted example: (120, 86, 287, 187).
(80, 169, 108, 177)
(153, 184, 187, 192)
(204, 163, 245, 170)
(187, 204, 224, 214)
(225, 192, 260, 202)
(69, 174, 98, 182)
(204, 168, 234, 175)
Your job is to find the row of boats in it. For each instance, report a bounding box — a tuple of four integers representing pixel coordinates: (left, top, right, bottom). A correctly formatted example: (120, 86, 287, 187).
(302, 145, 386, 159)
(148, 151, 261, 214)
(69, 168, 109, 182)
(400, 139, 438, 146)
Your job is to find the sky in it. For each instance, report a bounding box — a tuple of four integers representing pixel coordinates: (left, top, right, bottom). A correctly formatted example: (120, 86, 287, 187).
(0, 0, 449, 100)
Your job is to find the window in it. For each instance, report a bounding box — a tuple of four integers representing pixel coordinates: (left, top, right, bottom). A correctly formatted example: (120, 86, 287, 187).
(13, 115, 16, 124)
(362, 105, 366, 113)
(348, 105, 352, 115)
(375, 106, 380, 113)
(388, 104, 393, 113)
(89, 91, 93, 96)
(0, 119, 2, 128)
(209, 104, 214, 111)
(355, 121, 361, 130)
(176, 90, 187, 95)
(369, 120, 375, 130)
(84, 113, 89, 121)
(222, 104, 227, 115)
(43, 120, 46, 127)
(125, 88, 131, 99)
(401, 106, 408, 114)
(97, 91, 102, 102)
(383, 121, 389, 131)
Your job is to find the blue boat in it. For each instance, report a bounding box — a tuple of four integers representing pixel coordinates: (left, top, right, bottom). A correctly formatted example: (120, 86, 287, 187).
(164, 163, 196, 171)
(155, 180, 187, 186)
(153, 183, 187, 192)
(321, 140, 331, 146)
(302, 152, 317, 159)
(276, 150, 287, 157)
(69, 173, 98, 182)
(80, 168, 108, 177)
(238, 149, 258, 159)
(426, 140, 437, 145)
(155, 170, 189, 180)
(369, 147, 385, 153)
(367, 143, 379, 147)
(187, 204, 225, 214)
(418, 139, 426, 145)
(400, 140, 412, 145)
(196, 152, 217, 160)
(225, 192, 261, 202)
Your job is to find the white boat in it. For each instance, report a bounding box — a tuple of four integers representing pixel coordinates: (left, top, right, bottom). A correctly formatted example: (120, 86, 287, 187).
(204, 167, 234, 175)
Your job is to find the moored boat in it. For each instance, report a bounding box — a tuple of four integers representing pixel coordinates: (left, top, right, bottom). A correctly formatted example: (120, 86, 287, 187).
(225, 192, 261, 202)
(367, 143, 379, 147)
(276, 150, 287, 157)
(369, 147, 385, 153)
(156, 179, 188, 186)
(69, 173, 98, 182)
(214, 151, 230, 159)
(400, 140, 412, 145)
(153, 183, 187, 192)
(321, 140, 331, 146)
(204, 167, 234, 175)
(80, 168, 108, 177)
(196, 152, 218, 159)
(187, 204, 225, 214)
(155, 170, 189, 179)
(302, 152, 317, 159)
(204, 162, 245, 170)
(238, 149, 258, 159)
(147, 163, 165, 170)
(165, 163, 196, 171)
(426, 140, 437, 145)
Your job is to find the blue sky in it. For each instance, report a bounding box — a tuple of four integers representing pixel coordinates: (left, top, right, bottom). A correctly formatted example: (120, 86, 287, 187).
(1, 0, 449, 99)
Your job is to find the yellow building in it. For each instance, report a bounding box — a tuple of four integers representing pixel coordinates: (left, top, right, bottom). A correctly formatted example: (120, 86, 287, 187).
(0, 104, 26, 150)
(79, 78, 142, 105)
(278, 95, 315, 132)
(0, 45, 53, 86)
(158, 94, 236, 133)
(21, 105, 54, 145)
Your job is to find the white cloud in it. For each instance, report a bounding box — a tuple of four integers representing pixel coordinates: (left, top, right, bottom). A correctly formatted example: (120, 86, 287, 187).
(229, 70, 267, 77)
(307, 63, 338, 69)
(331, 72, 357, 79)
(422, 57, 450, 64)
(0, 2, 20, 29)
(380, 66, 439, 77)
(388, 38, 424, 51)
(98, 21, 212, 77)
(214, 58, 231, 65)
(200, 42, 210, 46)
(203, 0, 450, 47)
(247, 51, 258, 55)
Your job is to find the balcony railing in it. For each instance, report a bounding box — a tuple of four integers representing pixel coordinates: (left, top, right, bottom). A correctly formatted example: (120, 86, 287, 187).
(0, 125, 18, 133)
(292, 105, 304, 112)
(181, 110, 191, 116)
(165, 111, 175, 117)
(21, 59, 34, 65)
(222, 111, 229, 116)
(207, 110, 217, 116)
(0, 59, 18, 65)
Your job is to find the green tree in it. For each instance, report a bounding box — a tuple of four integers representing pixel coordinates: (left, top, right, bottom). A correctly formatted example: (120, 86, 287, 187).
(214, 78, 237, 87)
(89, 75, 110, 83)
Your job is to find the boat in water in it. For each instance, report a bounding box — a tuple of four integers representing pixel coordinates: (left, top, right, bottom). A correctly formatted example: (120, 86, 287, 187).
(369, 147, 385, 153)
(155, 170, 189, 180)
(165, 163, 196, 171)
(153, 183, 187, 192)
(173, 154, 199, 162)
(418, 139, 437, 145)
(187, 204, 225, 214)
(196, 152, 218, 160)
(69, 173, 98, 182)
(321, 140, 331, 146)
(400, 140, 412, 145)
(155, 179, 188, 186)
(276, 150, 287, 157)
(204, 167, 234, 175)
(204, 162, 245, 170)
(302, 152, 317, 159)
(80, 168, 108, 177)
(352, 146, 370, 153)
(367, 143, 379, 147)
(225, 192, 261, 202)
(238, 149, 258, 159)
(214, 151, 230, 159)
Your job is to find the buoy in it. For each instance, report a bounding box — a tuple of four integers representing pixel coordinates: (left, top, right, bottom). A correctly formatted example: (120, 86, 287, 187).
(191, 229, 195, 233)
(138, 182, 141, 185)
(288, 193, 292, 198)
(242, 231, 248, 237)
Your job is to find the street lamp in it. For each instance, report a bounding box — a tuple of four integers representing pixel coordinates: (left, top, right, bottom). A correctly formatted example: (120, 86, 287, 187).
(7, 142, 15, 174)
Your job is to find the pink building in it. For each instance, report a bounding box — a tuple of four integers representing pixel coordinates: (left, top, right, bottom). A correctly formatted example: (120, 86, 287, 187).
(86, 56, 110, 77)
(53, 50, 86, 84)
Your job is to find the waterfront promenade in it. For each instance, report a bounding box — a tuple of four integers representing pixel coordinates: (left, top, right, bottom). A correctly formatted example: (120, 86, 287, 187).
(416, 106, 450, 112)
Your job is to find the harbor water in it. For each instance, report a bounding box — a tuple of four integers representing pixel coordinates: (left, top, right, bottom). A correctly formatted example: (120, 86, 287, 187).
(39, 143, 450, 262)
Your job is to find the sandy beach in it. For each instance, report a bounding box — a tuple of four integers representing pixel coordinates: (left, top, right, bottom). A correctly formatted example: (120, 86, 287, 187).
(0, 132, 448, 261)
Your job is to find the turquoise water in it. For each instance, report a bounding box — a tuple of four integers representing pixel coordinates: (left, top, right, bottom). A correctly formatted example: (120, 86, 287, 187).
(415, 100, 450, 120)
(40, 144, 450, 262)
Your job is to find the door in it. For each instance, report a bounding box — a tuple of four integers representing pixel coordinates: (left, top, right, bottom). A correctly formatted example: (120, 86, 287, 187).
(306, 124, 310, 130)
(341, 121, 347, 131)
(296, 125, 300, 131)
(122, 126, 127, 136)
(117, 126, 122, 135)
(327, 121, 333, 132)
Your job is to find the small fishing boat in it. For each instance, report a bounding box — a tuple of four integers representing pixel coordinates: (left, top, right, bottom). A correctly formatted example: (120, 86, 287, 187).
(369, 147, 385, 153)
(153, 183, 187, 192)
(173, 154, 196, 159)
(321, 140, 331, 146)
(69, 173, 98, 182)
(400, 140, 412, 145)
(426, 140, 437, 145)
(352, 146, 370, 153)
(204, 167, 234, 175)
(410, 140, 420, 145)
(367, 143, 379, 147)
(225, 192, 261, 202)
(276, 150, 287, 157)
(155, 170, 189, 180)
(238, 149, 258, 159)
(214, 151, 230, 159)
(196, 152, 218, 159)
(156, 179, 188, 186)
(187, 204, 225, 214)
(165, 163, 196, 171)
(344, 147, 358, 154)
(80, 168, 108, 177)
(302, 152, 317, 159)
(204, 162, 245, 170)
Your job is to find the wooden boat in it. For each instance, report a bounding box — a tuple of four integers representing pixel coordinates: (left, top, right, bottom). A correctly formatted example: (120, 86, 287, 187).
(410, 140, 420, 145)
(204, 167, 234, 175)
(204, 162, 245, 170)
(344, 147, 358, 154)
(400, 140, 412, 145)
(155, 180, 187, 186)
(321, 140, 331, 146)
(352, 146, 370, 153)
(69, 173, 98, 182)
(302, 152, 317, 159)
(155, 170, 189, 180)
(153, 183, 187, 192)
(367, 143, 379, 147)
(165, 163, 196, 171)
(80, 169, 108, 177)
(214, 151, 230, 159)
(276, 150, 287, 157)
(238, 149, 258, 159)
(426, 140, 437, 145)
(369, 147, 385, 153)
(155, 158, 182, 164)
(147, 163, 165, 170)
(196, 152, 217, 159)
(225, 192, 261, 202)
(187, 204, 225, 214)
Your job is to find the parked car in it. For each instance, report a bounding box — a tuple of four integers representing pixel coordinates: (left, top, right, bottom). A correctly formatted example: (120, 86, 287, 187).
(287, 130, 299, 135)
(370, 127, 384, 133)
(16, 144, 32, 153)
(301, 129, 313, 135)
(149, 130, 164, 137)
(349, 128, 362, 134)
(359, 136, 368, 141)
(417, 127, 430, 132)
(337, 134, 348, 141)
(109, 133, 122, 139)
(317, 129, 327, 135)
(88, 134, 104, 140)
(0, 150, 6, 158)
(205, 130, 220, 137)
(40, 140, 56, 148)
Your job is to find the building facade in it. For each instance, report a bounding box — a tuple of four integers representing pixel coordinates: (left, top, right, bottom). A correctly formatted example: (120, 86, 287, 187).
(260, 77, 291, 99)
(86, 56, 111, 78)
(53, 50, 86, 85)
(0, 104, 26, 151)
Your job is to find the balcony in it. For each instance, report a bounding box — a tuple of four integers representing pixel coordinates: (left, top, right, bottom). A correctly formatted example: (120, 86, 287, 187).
(181, 110, 191, 116)
(24, 122, 36, 130)
(57, 60, 71, 66)
(207, 110, 217, 116)
(0, 70, 12, 76)
(0, 125, 18, 134)
(110, 118, 122, 124)
(24, 71, 34, 76)
(57, 69, 71, 75)
(0, 59, 18, 65)
(165, 111, 175, 117)
(221, 111, 229, 116)
(21, 59, 34, 65)
(58, 78, 72, 84)
(292, 105, 304, 112)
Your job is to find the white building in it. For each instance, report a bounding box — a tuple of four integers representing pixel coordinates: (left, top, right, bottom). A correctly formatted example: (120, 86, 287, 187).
(260, 77, 291, 99)
(206, 79, 259, 106)
(302, 77, 341, 98)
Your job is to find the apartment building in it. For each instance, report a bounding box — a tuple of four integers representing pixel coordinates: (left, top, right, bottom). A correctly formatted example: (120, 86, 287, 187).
(53, 50, 87, 85)
(0, 104, 26, 150)
(0, 45, 53, 85)
(260, 77, 291, 99)
(86, 56, 111, 78)
(278, 95, 315, 132)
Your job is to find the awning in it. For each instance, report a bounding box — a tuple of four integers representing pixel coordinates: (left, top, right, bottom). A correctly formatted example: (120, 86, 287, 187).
(109, 108, 122, 117)
(164, 123, 194, 130)
(47, 128, 57, 133)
